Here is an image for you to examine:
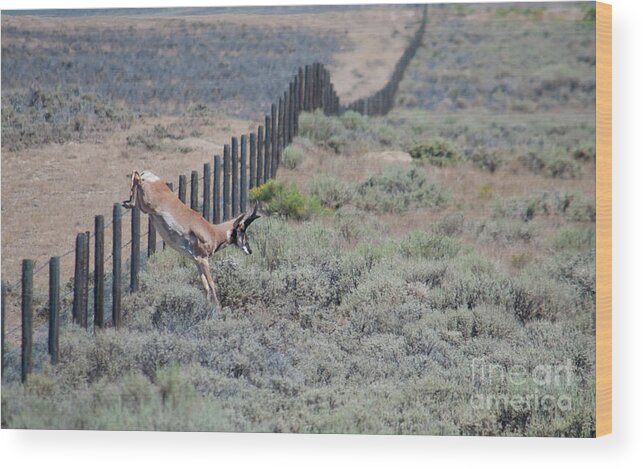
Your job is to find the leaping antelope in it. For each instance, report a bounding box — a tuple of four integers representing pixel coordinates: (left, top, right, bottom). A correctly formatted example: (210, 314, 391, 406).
(122, 170, 260, 309)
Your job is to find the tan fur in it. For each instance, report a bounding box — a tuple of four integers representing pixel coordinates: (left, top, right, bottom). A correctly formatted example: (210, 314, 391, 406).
(123, 170, 251, 308)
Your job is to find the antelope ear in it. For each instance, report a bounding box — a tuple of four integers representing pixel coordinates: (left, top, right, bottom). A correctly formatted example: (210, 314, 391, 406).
(243, 201, 261, 228)
(232, 213, 245, 229)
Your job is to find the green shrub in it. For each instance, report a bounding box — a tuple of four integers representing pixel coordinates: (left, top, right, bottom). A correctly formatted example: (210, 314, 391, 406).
(298, 110, 350, 154)
(566, 195, 596, 222)
(572, 144, 596, 162)
(309, 175, 354, 209)
(339, 110, 369, 131)
(544, 156, 581, 179)
(521, 151, 581, 179)
(400, 230, 465, 260)
(493, 193, 550, 221)
(434, 213, 465, 237)
(466, 147, 503, 172)
(506, 274, 576, 323)
(408, 139, 461, 166)
(249, 180, 325, 220)
(476, 219, 535, 245)
(354, 166, 447, 213)
(549, 226, 595, 251)
(281, 146, 304, 170)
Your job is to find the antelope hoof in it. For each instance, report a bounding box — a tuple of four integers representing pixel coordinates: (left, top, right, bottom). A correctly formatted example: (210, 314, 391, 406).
(122, 200, 134, 209)
(210, 301, 222, 318)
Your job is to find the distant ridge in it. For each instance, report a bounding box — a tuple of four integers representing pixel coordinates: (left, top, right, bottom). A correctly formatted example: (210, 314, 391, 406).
(2, 4, 408, 17)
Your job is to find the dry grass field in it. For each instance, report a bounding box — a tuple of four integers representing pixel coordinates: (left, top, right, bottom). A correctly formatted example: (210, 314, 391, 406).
(2, 3, 597, 436)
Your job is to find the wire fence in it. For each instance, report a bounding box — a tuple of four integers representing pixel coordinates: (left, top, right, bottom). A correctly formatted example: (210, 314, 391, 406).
(0, 5, 428, 383)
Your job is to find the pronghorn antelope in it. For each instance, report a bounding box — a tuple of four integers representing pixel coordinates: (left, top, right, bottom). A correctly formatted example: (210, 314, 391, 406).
(122, 170, 260, 308)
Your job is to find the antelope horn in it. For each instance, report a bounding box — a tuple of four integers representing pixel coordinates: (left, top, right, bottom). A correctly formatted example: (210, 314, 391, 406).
(243, 201, 261, 228)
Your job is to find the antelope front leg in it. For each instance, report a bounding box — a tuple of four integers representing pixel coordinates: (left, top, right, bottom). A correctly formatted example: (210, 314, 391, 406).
(196, 257, 222, 311)
(122, 171, 140, 209)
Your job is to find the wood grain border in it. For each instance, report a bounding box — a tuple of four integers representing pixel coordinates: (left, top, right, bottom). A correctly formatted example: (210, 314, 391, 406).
(595, 1, 612, 437)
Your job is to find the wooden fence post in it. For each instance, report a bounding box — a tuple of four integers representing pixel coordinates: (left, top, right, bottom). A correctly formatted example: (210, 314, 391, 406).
(223, 144, 231, 221)
(231, 137, 239, 216)
(1, 281, 5, 379)
(240, 134, 247, 213)
(284, 90, 290, 147)
(294, 73, 301, 135)
(81, 231, 91, 330)
(305, 65, 311, 111)
(277, 97, 284, 169)
(284, 90, 290, 146)
(289, 82, 295, 143)
(313, 63, 318, 109)
(203, 163, 211, 221)
(178, 174, 187, 204)
(112, 203, 122, 328)
(72, 232, 86, 325)
(298, 67, 304, 112)
(21, 259, 34, 383)
(271, 104, 277, 178)
(94, 215, 104, 328)
(249, 133, 256, 190)
(257, 126, 264, 186)
(48, 256, 60, 364)
(164, 183, 172, 249)
(147, 215, 156, 258)
(190, 170, 199, 212)
(213, 156, 221, 224)
(264, 115, 271, 182)
(82, 231, 90, 329)
(131, 207, 140, 293)
(320, 65, 325, 112)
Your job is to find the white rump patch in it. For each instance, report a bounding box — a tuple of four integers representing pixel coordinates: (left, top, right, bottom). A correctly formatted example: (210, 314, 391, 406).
(140, 171, 160, 182)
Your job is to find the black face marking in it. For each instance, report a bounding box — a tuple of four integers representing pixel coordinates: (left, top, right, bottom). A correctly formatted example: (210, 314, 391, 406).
(235, 229, 252, 255)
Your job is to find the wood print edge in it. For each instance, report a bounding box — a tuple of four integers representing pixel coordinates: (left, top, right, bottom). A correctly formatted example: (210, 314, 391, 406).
(595, 1, 612, 438)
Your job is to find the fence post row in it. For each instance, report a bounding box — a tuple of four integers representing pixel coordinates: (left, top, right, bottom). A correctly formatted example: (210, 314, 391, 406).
(240, 135, 247, 213)
(231, 137, 239, 217)
(249, 133, 256, 190)
(1, 281, 6, 379)
(72, 233, 86, 326)
(277, 97, 284, 170)
(49, 256, 60, 364)
(279, 91, 288, 150)
(257, 126, 264, 187)
(213, 155, 221, 224)
(223, 144, 231, 221)
(83, 231, 90, 329)
(271, 104, 277, 179)
(203, 163, 211, 221)
(190, 170, 199, 213)
(112, 203, 122, 328)
(131, 207, 140, 293)
(147, 214, 156, 258)
(264, 115, 271, 183)
(9, 8, 429, 377)
(95, 215, 105, 328)
(164, 183, 173, 250)
(21, 259, 34, 383)
(178, 174, 187, 204)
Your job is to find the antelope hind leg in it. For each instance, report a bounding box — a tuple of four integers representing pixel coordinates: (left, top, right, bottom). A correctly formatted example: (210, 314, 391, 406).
(122, 171, 141, 209)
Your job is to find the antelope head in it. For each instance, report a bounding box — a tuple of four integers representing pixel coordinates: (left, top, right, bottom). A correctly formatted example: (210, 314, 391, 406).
(228, 201, 261, 255)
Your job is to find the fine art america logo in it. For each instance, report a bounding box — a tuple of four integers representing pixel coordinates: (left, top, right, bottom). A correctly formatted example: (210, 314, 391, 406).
(470, 358, 575, 413)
